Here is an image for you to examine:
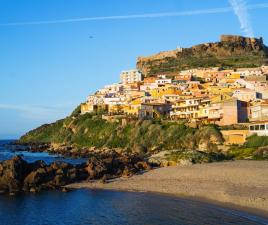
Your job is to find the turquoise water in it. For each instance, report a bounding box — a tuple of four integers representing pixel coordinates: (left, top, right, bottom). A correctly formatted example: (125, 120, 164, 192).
(0, 140, 268, 225)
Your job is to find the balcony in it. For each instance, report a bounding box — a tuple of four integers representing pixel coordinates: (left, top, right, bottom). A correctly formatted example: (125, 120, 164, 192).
(172, 104, 199, 109)
(208, 113, 222, 119)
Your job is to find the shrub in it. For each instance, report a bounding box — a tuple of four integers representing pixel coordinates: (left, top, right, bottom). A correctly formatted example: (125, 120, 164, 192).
(245, 134, 268, 148)
(20, 115, 224, 153)
(166, 150, 228, 164)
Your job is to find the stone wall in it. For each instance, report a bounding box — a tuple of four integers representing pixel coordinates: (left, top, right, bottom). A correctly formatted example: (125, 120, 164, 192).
(220, 35, 263, 46)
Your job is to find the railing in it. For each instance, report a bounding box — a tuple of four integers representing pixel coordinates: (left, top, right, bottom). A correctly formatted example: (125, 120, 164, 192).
(172, 103, 199, 108)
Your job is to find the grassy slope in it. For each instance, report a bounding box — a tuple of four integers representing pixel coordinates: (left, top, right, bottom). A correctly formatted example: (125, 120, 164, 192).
(228, 135, 268, 160)
(20, 110, 268, 160)
(147, 55, 267, 76)
(20, 111, 224, 153)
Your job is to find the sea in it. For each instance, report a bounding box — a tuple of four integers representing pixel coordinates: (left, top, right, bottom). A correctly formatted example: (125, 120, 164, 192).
(0, 140, 268, 225)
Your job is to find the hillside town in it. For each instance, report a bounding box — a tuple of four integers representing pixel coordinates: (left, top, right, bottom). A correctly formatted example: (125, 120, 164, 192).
(81, 65, 268, 137)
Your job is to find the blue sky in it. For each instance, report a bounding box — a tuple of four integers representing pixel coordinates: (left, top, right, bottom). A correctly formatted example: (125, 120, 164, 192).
(0, 0, 268, 139)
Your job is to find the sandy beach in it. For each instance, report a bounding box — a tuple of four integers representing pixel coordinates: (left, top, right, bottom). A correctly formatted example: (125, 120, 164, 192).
(68, 160, 268, 215)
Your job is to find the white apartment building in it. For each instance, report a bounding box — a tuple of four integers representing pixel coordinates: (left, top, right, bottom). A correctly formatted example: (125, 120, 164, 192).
(104, 96, 127, 106)
(120, 69, 143, 84)
(87, 95, 105, 105)
(98, 83, 124, 95)
(234, 79, 256, 90)
(237, 68, 262, 77)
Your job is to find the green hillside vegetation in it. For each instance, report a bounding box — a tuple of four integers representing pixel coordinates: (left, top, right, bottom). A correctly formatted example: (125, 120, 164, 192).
(147, 55, 266, 76)
(20, 111, 224, 154)
(20, 110, 268, 161)
(166, 150, 228, 164)
(228, 135, 268, 160)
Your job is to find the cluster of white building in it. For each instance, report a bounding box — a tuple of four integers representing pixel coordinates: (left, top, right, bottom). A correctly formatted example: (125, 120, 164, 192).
(81, 66, 268, 132)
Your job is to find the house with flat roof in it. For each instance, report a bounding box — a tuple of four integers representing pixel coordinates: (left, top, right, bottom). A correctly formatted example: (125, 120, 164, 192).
(139, 103, 171, 119)
(232, 88, 258, 102)
(249, 100, 268, 121)
(170, 97, 209, 121)
(249, 120, 268, 136)
(120, 69, 143, 84)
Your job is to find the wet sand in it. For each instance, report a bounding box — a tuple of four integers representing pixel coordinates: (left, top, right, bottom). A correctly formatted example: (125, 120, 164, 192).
(67, 160, 268, 215)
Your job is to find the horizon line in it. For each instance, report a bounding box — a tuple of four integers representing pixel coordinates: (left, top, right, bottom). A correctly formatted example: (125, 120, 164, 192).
(0, 3, 268, 27)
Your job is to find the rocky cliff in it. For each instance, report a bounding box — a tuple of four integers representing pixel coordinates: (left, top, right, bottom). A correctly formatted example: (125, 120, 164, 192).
(137, 35, 268, 76)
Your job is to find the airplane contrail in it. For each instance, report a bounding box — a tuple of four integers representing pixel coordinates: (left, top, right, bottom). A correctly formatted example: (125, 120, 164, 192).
(229, 0, 254, 37)
(0, 3, 268, 27)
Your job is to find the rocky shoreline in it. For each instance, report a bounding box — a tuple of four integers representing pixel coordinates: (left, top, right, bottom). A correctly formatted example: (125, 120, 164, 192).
(11, 142, 137, 159)
(10, 141, 231, 166)
(0, 146, 150, 195)
(0, 141, 237, 195)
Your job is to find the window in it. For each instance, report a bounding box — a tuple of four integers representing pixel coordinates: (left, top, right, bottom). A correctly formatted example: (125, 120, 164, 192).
(250, 126, 254, 131)
(260, 125, 265, 130)
(255, 125, 260, 130)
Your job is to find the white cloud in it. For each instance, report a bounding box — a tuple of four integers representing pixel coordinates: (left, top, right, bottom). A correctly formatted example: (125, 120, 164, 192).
(229, 0, 254, 37)
(0, 103, 73, 121)
(0, 3, 267, 27)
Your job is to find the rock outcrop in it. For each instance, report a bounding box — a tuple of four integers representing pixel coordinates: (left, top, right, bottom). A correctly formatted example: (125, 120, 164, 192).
(0, 152, 150, 194)
(220, 35, 263, 47)
(148, 150, 228, 167)
(137, 35, 268, 76)
(0, 156, 87, 194)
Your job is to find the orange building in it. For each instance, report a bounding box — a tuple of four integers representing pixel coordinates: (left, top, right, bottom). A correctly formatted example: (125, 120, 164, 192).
(175, 74, 192, 82)
(143, 77, 158, 84)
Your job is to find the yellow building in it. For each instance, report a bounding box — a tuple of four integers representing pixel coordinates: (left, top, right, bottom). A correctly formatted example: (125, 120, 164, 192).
(170, 98, 210, 120)
(81, 103, 94, 114)
(227, 73, 241, 79)
(149, 86, 182, 98)
(198, 104, 210, 119)
(108, 104, 125, 114)
(209, 86, 233, 95)
(123, 98, 142, 116)
(210, 93, 232, 103)
(81, 102, 108, 114)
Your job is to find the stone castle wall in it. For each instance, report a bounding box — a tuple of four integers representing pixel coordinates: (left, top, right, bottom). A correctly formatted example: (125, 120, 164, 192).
(220, 35, 263, 46)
